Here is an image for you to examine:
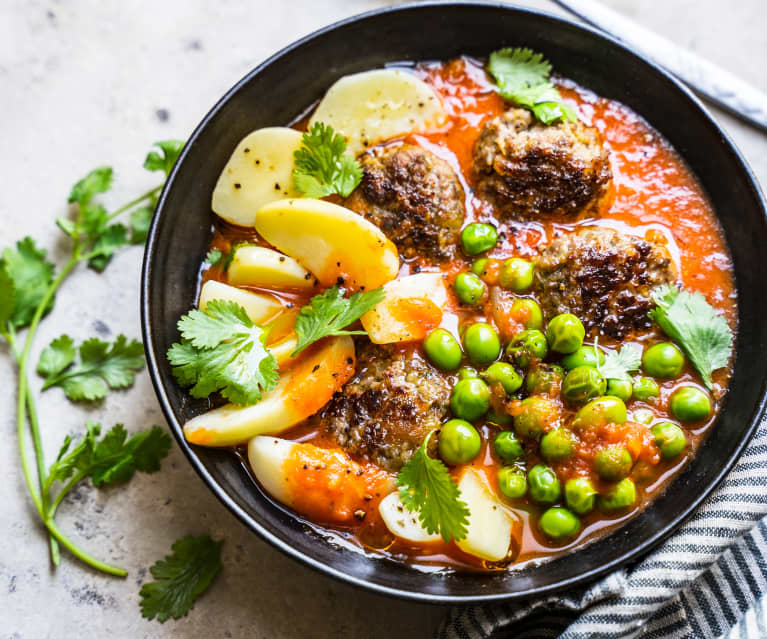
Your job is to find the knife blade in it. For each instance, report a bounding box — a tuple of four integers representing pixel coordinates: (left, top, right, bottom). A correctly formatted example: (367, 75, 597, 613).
(553, 0, 767, 133)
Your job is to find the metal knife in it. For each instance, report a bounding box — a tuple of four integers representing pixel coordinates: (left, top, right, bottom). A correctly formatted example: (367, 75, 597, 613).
(553, 0, 767, 134)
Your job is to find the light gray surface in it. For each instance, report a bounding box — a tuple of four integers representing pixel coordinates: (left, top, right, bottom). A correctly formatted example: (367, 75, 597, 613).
(1, 1, 765, 637)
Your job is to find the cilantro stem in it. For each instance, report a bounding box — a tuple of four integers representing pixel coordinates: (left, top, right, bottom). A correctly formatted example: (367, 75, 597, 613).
(105, 185, 162, 222)
(14, 256, 128, 577)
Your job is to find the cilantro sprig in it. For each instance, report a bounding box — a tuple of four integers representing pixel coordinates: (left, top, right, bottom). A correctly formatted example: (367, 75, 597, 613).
(0, 138, 183, 576)
(292, 284, 384, 356)
(649, 285, 733, 390)
(598, 342, 642, 382)
(140, 535, 224, 622)
(487, 47, 576, 125)
(396, 432, 470, 543)
(37, 334, 145, 401)
(292, 122, 363, 198)
(168, 300, 279, 406)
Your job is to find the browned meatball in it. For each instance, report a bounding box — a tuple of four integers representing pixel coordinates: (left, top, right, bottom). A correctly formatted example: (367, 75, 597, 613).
(319, 341, 451, 471)
(474, 108, 612, 219)
(534, 228, 676, 339)
(344, 144, 465, 261)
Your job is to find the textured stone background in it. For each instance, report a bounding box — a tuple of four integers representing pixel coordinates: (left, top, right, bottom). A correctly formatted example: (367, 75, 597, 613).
(1, 1, 765, 637)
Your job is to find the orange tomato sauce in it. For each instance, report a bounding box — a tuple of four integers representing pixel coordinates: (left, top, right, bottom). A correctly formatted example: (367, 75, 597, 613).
(210, 57, 735, 571)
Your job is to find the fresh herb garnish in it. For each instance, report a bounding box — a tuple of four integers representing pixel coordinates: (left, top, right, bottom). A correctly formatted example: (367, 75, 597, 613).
(396, 432, 470, 543)
(168, 299, 279, 405)
(292, 122, 363, 198)
(1, 138, 183, 576)
(37, 334, 145, 401)
(487, 47, 576, 125)
(140, 535, 224, 622)
(47, 423, 171, 490)
(292, 284, 384, 356)
(204, 248, 223, 266)
(598, 342, 642, 381)
(649, 285, 733, 390)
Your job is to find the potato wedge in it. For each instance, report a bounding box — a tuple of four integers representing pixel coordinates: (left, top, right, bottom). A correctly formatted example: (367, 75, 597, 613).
(183, 335, 355, 447)
(248, 436, 394, 524)
(379, 492, 441, 543)
(361, 273, 448, 343)
(309, 69, 447, 156)
(228, 245, 315, 290)
(254, 198, 399, 291)
(211, 127, 302, 226)
(456, 469, 514, 562)
(198, 280, 283, 324)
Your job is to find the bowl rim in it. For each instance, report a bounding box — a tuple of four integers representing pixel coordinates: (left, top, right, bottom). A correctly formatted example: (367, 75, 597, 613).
(140, 0, 767, 604)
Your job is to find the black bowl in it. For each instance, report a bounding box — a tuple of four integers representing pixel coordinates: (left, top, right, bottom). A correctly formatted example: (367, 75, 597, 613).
(141, 2, 767, 603)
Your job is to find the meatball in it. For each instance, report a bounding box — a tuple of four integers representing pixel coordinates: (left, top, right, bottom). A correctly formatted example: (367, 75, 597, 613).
(474, 108, 612, 219)
(344, 144, 465, 261)
(534, 228, 676, 339)
(319, 341, 451, 471)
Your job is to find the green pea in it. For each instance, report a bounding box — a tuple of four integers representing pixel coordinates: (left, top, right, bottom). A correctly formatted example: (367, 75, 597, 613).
(461, 223, 498, 255)
(528, 464, 562, 504)
(651, 422, 687, 459)
(642, 342, 685, 379)
(573, 396, 627, 430)
(539, 507, 580, 540)
(546, 313, 585, 354)
(561, 346, 605, 370)
(670, 386, 711, 422)
(498, 467, 527, 499)
(471, 257, 489, 277)
(438, 419, 481, 465)
(632, 377, 660, 401)
(631, 408, 655, 425)
(457, 366, 479, 380)
(525, 364, 564, 395)
(499, 258, 535, 292)
(450, 378, 490, 421)
(483, 362, 523, 394)
(598, 478, 637, 511)
(513, 396, 559, 439)
(606, 378, 633, 402)
(565, 477, 597, 515)
(454, 272, 486, 305)
(486, 409, 513, 426)
(594, 445, 633, 480)
(510, 298, 544, 331)
(494, 431, 525, 462)
(563, 366, 606, 403)
(423, 328, 462, 371)
(540, 429, 575, 461)
(506, 329, 548, 369)
(463, 322, 501, 365)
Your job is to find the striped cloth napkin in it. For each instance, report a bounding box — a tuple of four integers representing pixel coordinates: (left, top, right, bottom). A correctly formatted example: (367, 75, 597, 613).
(438, 411, 767, 639)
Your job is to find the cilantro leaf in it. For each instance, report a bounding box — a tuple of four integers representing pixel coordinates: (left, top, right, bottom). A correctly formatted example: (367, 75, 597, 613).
(292, 122, 363, 198)
(1, 237, 56, 329)
(204, 248, 223, 266)
(144, 140, 185, 178)
(88, 223, 129, 271)
(140, 535, 223, 622)
(38, 334, 146, 401)
(68, 167, 113, 207)
(167, 300, 279, 405)
(396, 433, 469, 543)
(486, 47, 575, 125)
(292, 285, 384, 356)
(47, 422, 172, 488)
(0, 265, 17, 333)
(598, 342, 642, 381)
(129, 206, 154, 244)
(649, 285, 733, 390)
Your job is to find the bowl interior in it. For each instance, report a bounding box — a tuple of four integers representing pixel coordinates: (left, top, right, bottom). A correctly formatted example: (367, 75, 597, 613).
(142, 2, 767, 602)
